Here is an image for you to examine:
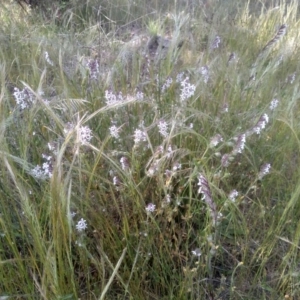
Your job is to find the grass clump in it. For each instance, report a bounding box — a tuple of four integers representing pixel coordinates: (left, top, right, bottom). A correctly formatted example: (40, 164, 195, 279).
(1, 0, 300, 299)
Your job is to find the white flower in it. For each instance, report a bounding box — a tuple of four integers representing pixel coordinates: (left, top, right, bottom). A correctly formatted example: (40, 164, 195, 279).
(76, 218, 87, 232)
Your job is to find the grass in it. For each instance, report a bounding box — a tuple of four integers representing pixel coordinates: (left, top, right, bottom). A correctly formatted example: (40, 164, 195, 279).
(1, 0, 300, 299)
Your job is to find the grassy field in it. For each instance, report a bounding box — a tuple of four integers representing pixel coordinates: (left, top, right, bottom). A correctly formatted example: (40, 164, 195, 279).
(0, 0, 300, 299)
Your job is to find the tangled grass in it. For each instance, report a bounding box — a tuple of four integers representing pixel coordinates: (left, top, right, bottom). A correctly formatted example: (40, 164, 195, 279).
(1, 0, 300, 299)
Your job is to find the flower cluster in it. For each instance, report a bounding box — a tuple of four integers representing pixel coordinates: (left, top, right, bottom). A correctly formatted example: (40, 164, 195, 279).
(86, 58, 100, 80)
(199, 66, 209, 84)
(109, 125, 121, 139)
(161, 77, 173, 93)
(158, 120, 169, 138)
(210, 134, 223, 148)
(105, 90, 124, 106)
(197, 174, 217, 225)
(252, 114, 269, 135)
(258, 163, 271, 180)
(133, 129, 147, 145)
(269, 99, 279, 110)
(180, 77, 196, 102)
(13, 87, 35, 110)
(31, 154, 53, 180)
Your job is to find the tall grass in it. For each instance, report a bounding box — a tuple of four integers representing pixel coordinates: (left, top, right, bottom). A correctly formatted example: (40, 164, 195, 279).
(1, 0, 300, 299)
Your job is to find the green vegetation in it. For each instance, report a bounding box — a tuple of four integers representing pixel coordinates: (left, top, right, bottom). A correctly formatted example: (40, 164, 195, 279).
(1, 0, 300, 298)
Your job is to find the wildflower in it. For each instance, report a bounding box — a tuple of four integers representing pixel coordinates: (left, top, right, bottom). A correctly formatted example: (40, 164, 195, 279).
(76, 218, 88, 232)
(120, 157, 130, 171)
(136, 91, 144, 101)
(176, 72, 185, 83)
(172, 162, 182, 171)
(31, 163, 52, 180)
(113, 176, 121, 187)
(105, 90, 124, 106)
(44, 51, 54, 66)
(269, 99, 279, 110)
(232, 134, 246, 155)
(146, 160, 159, 177)
(78, 125, 93, 144)
(199, 65, 209, 83)
(70, 211, 77, 218)
(221, 153, 232, 167)
(258, 163, 271, 180)
(198, 174, 217, 225)
(86, 58, 100, 80)
(211, 35, 221, 49)
(210, 134, 223, 148)
(180, 77, 196, 101)
(13, 87, 35, 110)
(161, 77, 173, 92)
(191, 248, 202, 257)
(133, 129, 147, 145)
(145, 203, 156, 213)
(158, 120, 169, 138)
(287, 73, 296, 84)
(109, 125, 121, 139)
(228, 190, 239, 202)
(253, 114, 269, 135)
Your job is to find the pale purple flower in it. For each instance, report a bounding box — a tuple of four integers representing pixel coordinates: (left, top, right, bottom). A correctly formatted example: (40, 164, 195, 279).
(210, 134, 223, 148)
(109, 125, 120, 139)
(120, 157, 130, 171)
(197, 174, 217, 225)
(180, 77, 196, 101)
(258, 163, 271, 180)
(176, 72, 185, 83)
(269, 99, 279, 110)
(228, 190, 239, 202)
(199, 66, 209, 83)
(13, 87, 35, 110)
(76, 218, 87, 232)
(253, 114, 269, 135)
(211, 35, 221, 49)
(79, 126, 93, 144)
(86, 58, 100, 80)
(232, 134, 246, 155)
(145, 203, 156, 213)
(136, 91, 144, 101)
(161, 77, 173, 92)
(133, 129, 147, 144)
(105, 90, 124, 106)
(158, 120, 169, 138)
